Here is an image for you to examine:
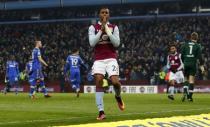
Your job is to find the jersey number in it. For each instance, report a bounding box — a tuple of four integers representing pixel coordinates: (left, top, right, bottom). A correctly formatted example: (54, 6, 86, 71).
(112, 65, 117, 72)
(189, 45, 193, 55)
(71, 58, 78, 66)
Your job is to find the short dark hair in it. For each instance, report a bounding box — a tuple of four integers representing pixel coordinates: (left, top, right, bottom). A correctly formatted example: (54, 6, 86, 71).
(10, 55, 15, 60)
(169, 42, 176, 50)
(34, 37, 41, 45)
(99, 6, 109, 14)
(72, 48, 79, 53)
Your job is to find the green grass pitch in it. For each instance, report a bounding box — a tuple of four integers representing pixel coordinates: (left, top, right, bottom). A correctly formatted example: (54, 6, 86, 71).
(0, 93, 210, 127)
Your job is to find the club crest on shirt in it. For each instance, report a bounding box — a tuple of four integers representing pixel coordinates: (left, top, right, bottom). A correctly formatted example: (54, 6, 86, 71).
(102, 34, 109, 40)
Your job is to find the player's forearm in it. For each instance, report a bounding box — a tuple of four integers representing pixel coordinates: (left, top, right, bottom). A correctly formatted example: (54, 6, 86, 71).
(105, 24, 120, 47)
(108, 34, 120, 47)
(177, 54, 184, 71)
(177, 64, 184, 71)
(38, 57, 48, 66)
(89, 31, 102, 47)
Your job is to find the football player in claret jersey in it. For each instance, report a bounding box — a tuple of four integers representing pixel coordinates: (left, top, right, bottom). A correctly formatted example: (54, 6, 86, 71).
(31, 39, 51, 99)
(64, 48, 87, 98)
(166, 44, 184, 100)
(181, 32, 205, 102)
(88, 7, 125, 120)
(4, 55, 20, 95)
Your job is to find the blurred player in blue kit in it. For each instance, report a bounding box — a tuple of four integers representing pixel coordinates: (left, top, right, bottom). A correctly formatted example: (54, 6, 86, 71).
(64, 48, 87, 97)
(4, 55, 20, 94)
(29, 39, 51, 99)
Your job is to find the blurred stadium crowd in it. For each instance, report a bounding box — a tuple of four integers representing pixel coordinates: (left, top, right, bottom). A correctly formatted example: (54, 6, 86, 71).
(0, 16, 210, 83)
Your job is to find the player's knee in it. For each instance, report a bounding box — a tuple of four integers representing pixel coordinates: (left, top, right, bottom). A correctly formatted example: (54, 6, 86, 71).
(95, 79, 103, 87)
(111, 79, 120, 86)
(110, 76, 120, 86)
(94, 75, 104, 87)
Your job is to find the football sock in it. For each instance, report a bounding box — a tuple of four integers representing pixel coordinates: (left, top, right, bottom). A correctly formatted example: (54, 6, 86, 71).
(188, 83, 194, 99)
(113, 85, 121, 97)
(183, 81, 189, 95)
(168, 86, 175, 96)
(96, 92, 104, 112)
(40, 81, 48, 95)
(29, 85, 35, 96)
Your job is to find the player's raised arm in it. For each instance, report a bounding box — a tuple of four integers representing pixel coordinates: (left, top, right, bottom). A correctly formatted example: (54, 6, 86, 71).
(105, 24, 120, 47)
(88, 25, 103, 47)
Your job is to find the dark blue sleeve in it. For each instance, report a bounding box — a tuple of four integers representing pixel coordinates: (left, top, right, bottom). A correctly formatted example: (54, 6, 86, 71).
(16, 62, 20, 76)
(64, 57, 70, 75)
(6, 62, 9, 77)
(79, 57, 88, 70)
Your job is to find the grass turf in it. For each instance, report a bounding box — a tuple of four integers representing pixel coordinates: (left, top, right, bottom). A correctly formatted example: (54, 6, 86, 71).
(0, 93, 210, 127)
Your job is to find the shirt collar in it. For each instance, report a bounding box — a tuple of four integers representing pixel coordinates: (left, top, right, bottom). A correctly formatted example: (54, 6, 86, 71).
(171, 52, 177, 56)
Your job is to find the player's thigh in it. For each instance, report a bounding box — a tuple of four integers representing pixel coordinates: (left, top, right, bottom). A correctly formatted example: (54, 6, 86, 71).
(70, 70, 76, 81)
(184, 64, 196, 77)
(39, 70, 44, 81)
(94, 74, 104, 87)
(32, 69, 39, 79)
(106, 59, 119, 78)
(29, 78, 36, 87)
(175, 71, 184, 84)
(75, 71, 81, 84)
(92, 60, 106, 76)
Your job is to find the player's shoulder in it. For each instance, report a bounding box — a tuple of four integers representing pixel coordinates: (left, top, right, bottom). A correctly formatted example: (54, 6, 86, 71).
(108, 22, 117, 27)
(36, 47, 40, 50)
(195, 43, 201, 47)
(6, 61, 10, 64)
(27, 61, 32, 64)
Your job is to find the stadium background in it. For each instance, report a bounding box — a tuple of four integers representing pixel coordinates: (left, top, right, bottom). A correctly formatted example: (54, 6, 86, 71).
(0, 0, 210, 93)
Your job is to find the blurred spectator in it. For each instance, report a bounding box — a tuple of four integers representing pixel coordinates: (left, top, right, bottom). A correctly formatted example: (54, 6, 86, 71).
(0, 16, 210, 84)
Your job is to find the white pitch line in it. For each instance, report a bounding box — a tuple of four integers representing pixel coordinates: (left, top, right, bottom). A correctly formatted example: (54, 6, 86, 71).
(1, 108, 210, 125)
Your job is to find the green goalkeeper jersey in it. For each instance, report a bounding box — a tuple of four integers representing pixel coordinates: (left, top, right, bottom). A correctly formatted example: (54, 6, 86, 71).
(181, 41, 202, 66)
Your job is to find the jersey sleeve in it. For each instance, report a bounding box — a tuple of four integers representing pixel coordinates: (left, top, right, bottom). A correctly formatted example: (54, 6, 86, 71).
(166, 55, 170, 69)
(79, 57, 84, 65)
(88, 25, 102, 47)
(37, 49, 41, 57)
(197, 44, 204, 65)
(180, 43, 186, 61)
(64, 56, 70, 75)
(16, 62, 20, 76)
(66, 56, 70, 63)
(108, 25, 120, 47)
(6, 62, 9, 77)
(177, 54, 184, 71)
